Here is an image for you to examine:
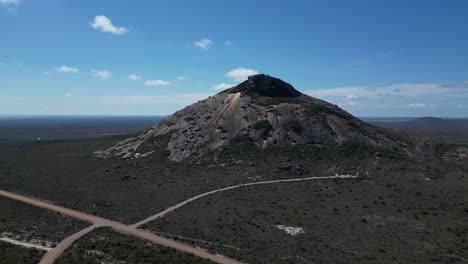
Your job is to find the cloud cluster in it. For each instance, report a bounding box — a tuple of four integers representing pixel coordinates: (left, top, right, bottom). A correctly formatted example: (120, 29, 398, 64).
(0, 0, 18, 5)
(194, 38, 213, 50)
(53, 66, 175, 88)
(225, 67, 258, 82)
(304, 81, 468, 115)
(91, 69, 112, 79)
(127, 74, 141, 81)
(100, 93, 213, 104)
(56, 65, 79, 73)
(91, 15, 128, 35)
(0, 0, 19, 15)
(407, 103, 427, 109)
(211, 67, 259, 92)
(305, 81, 468, 100)
(144, 80, 170, 87)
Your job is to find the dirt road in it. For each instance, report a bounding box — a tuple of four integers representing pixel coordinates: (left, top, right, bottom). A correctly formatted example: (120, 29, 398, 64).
(0, 174, 357, 264)
(39, 224, 100, 264)
(0, 190, 112, 225)
(0, 190, 244, 264)
(131, 175, 357, 227)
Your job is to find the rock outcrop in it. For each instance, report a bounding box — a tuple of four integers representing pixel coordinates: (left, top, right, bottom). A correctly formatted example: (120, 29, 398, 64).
(96, 74, 422, 161)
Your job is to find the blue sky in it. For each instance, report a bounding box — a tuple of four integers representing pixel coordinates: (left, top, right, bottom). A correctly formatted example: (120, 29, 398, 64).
(1, 0, 467, 117)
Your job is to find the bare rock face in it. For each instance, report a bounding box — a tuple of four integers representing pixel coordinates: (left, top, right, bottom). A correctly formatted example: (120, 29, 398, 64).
(96, 74, 421, 161)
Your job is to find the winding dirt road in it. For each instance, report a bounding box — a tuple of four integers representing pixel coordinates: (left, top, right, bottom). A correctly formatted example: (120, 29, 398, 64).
(39, 224, 101, 264)
(131, 175, 357, 228)
(0, 174, 357, 264)
(0, 190, 244, 264)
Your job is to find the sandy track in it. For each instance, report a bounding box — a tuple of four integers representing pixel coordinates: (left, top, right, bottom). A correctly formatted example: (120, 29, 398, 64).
(131, 175, 357, 227)
(0, 190, 244, 264)
(39, 224, 100, 264)
(0, 175, 357, 264)
(0, 191, 112, 225)
(0, 237, 52, 251)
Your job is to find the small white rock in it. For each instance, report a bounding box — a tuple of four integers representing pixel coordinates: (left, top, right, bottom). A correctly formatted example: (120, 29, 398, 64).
(276, 225, 305, 236)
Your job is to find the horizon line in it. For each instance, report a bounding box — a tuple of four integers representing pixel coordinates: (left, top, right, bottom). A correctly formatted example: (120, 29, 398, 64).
(1, 114, 467, 119)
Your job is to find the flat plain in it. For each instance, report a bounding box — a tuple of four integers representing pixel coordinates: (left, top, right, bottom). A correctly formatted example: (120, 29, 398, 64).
(0, 117, 467, 263)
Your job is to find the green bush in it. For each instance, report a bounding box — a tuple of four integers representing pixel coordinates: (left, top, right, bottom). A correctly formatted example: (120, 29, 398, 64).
(252, 119, 272, 130)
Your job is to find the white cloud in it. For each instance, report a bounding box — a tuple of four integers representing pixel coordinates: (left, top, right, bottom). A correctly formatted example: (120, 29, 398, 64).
(144, 80, 170, 87)
(224, 41, 232, 46)
(303, 81, 468, 114)
(127, 74, 141, 80)
(407, 103, 427, 109)
(305, 86, 371, 99)
(344, 101, 357, 106)
(225, 67, 258, 82)
(0, 0, 19, 14)
(194, 38, 213, 49)
(213, 83, 235, 91)
(56, 66, 79, 73)
(91, 15, 128, 35)
(0, 0, 18, 5)
(65, 93, 73, 97)
(99, 93, 213, 104)
(304, 81, 468, 100)
(100, 95, 166, 104)
(328, 94, 359, 108)
(91, 69, 112, 79)
(177, 76, 187, 80)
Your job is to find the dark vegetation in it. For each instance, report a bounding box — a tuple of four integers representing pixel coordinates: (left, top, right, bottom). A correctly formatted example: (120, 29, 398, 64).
(256, 96, 346, 116)
(1, 130, 437, 224)
(1, 117, 467, 263)
(0, 116, 163, 145)
(252, 119, 272, 130)
(0, 242, 43, 264)
(144, 144, 468, 263)
(229, 74, 301, 97)
(256, 96, 300, 106)
(57, 227, 212, 264)
(0, 199, 88, 246)
(368, 117, 468, 145)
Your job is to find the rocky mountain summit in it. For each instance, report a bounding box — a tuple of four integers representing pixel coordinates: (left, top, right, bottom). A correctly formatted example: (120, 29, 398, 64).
(97, 74, 425, 161)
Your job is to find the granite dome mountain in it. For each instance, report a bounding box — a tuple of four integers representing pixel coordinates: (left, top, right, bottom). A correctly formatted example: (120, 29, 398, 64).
(97, 74, 424, 161)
